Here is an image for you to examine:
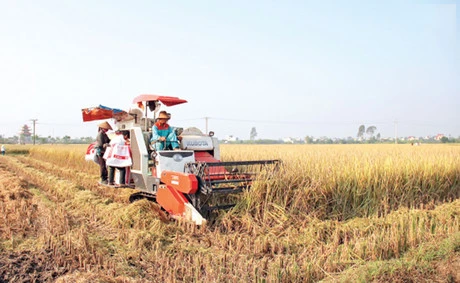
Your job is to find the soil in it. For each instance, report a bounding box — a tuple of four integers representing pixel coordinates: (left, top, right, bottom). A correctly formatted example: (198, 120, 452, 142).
(0, 249, 71, 283)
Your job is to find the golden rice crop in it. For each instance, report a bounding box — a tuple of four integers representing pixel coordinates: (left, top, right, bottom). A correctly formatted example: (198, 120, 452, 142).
(0, 143, 458, 282)
(223, 144, 459, 221)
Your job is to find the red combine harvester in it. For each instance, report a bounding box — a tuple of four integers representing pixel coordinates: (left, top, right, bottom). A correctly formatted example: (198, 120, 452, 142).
(83, 94, 279, 225)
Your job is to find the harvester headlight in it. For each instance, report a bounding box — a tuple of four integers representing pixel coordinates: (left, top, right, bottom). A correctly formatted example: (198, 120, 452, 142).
(173, 154, 183, 162)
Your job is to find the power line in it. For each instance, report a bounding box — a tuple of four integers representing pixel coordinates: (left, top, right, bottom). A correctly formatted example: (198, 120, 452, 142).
(179, 117, 396, 125)
(177, 117, 457, 127)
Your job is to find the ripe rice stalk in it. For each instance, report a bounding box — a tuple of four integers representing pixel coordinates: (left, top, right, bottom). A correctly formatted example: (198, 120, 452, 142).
(1, 143, 458, 282)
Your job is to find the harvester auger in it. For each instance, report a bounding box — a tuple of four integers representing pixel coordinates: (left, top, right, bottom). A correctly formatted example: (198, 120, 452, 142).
(83, 94, 280, 225)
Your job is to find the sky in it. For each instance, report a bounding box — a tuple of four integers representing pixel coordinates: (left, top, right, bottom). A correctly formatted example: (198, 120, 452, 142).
(0, 0, 458, 140)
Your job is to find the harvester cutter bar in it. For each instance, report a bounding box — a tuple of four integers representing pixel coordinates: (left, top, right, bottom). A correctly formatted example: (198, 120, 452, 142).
(208, 186, 245, 194)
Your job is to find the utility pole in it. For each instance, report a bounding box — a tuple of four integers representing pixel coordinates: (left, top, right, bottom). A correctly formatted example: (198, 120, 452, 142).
(30, 119, 38, 145)
(394, 120, 398, 144)
(205, 117, 209, 134)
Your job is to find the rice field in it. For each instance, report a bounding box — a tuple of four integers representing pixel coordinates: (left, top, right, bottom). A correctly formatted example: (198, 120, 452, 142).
(0, 143, 459, 282)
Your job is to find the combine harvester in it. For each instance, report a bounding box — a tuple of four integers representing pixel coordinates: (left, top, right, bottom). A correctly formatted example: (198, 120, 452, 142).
(83, 94, 279, 225)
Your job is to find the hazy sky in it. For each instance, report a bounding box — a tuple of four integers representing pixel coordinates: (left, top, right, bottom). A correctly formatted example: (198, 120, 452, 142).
(0, 0, 458, 140)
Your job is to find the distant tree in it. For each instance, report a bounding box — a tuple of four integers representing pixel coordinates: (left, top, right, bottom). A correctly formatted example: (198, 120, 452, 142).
(440, 136, 449, 143)
(357, 125, 365, 139)
(47, 136, 57, 144)
(250, 127, 257, 141)
(62, 135, 71, 144)
(366, 126, 377, 138)
(80, 137, 94, 143)
(305, 136, 314, 144)
(376, 133, 381, 140)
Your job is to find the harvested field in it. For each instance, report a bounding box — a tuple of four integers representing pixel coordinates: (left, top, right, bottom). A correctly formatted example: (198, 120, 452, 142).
(0, 144, 459, 282)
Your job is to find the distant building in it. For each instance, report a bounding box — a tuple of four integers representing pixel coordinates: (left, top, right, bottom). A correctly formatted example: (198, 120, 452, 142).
(282, 137, 303, 143)
(435, 134, 445, 141)
(223, 135, 239, 143)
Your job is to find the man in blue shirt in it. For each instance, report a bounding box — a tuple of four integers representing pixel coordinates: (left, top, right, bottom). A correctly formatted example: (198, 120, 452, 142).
(150, 111, 180, 150)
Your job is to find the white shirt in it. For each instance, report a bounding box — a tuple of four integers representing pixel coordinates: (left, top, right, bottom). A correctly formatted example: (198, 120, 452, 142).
(110, 135, 126, 146)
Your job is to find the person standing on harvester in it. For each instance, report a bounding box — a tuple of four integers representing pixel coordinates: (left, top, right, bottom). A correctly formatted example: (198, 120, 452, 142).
(95, 121, 112, 185)
(106, 130, 131, 186)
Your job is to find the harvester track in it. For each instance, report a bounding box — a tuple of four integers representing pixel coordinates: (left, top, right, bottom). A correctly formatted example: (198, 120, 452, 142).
(129, 191, 157, 203)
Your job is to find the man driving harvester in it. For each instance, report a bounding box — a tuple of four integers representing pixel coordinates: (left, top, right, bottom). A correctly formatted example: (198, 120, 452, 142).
(150, 111, 180, 150)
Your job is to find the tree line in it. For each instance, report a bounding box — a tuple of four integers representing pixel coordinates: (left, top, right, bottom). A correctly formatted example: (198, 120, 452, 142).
(1, 124, 458, 145)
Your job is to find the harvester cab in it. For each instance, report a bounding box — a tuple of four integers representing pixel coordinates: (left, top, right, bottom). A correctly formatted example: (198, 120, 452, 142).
(83, 94, 280, 225)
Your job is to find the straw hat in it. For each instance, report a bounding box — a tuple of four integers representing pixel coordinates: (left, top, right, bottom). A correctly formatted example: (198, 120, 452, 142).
(98, 121, 113, 130)
(157, 111, 170, 120)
